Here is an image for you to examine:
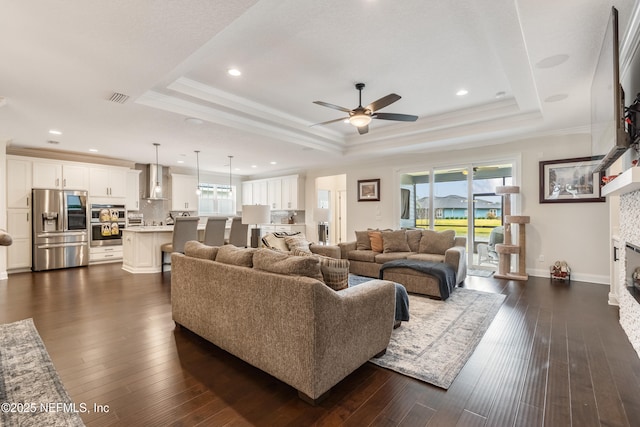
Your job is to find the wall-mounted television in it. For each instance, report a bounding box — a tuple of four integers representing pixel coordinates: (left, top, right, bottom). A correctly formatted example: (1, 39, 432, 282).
(591, 6, 631, 173)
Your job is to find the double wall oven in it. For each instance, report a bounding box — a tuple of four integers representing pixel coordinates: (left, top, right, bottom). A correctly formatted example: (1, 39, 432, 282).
(90, 203, 126, 246)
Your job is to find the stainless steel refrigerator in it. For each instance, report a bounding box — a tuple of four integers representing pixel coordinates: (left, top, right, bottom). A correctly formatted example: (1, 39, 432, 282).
(32, 188, 89, 271)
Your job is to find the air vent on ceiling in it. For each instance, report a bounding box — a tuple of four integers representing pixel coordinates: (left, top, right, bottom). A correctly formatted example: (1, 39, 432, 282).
(108, 92, 130, 104)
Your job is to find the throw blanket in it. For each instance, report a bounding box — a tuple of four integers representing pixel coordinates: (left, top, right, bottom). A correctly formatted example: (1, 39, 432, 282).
(379, 259, 456, 300)
(348, 275, 409, 321)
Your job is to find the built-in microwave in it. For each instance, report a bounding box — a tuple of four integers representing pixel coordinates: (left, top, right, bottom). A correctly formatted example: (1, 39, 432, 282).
(90, 204, 126, 247)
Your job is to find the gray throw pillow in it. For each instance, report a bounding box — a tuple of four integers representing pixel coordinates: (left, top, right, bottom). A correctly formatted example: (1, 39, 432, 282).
(355, 230, 372, 250)
(382, 230, 411, 253)
(419, 230, 455, 255)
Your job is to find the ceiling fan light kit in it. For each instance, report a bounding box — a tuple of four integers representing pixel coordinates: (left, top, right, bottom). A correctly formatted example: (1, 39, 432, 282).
(313, 82, 417, 135)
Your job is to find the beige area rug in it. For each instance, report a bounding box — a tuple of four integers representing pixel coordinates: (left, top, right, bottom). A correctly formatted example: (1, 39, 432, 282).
(370, 287, 506, 389)
(0, 318, 85, 427)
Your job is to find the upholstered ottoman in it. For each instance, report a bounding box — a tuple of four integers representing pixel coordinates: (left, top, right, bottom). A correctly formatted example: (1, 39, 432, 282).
(379, 259, 457, 300)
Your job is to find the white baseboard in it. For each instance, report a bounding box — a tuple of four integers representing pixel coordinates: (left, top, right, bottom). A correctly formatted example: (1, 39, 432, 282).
(0, 271, 7, 280)
(527, 267, 609, 285)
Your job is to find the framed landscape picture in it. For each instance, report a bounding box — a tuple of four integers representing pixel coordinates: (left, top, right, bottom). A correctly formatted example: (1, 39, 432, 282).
(357, 179, 380, 201)
(539, 156, 605, 203)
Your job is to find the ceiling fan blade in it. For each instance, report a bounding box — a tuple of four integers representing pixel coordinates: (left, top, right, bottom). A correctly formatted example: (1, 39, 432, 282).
(310, 117, 347, 127)
(373, 112, 418, 122)
(357, 124, 369, 135)
(366, 93, 401, 112)
(313, 101, 352, 113)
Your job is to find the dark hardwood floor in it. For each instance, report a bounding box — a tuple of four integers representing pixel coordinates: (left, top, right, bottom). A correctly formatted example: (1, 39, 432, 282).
(1, 264, 640, 426)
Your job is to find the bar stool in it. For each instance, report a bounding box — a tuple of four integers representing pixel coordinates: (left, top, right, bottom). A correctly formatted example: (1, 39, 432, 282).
(202, 216, 228, 246)
(225, 217, 249, 247)
(160, 216, 199, 272)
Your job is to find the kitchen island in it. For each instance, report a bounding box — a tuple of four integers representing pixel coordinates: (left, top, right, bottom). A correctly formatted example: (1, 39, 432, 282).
(122, 225, 207, 274)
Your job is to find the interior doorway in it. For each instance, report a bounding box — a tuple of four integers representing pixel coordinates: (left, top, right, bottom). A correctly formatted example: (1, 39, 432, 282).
(315, 175, 347, 244)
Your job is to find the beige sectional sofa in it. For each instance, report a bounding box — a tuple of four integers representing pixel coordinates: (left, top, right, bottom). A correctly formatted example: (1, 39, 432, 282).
(338, 229, 467, 299)
(171, 242, 396, 403)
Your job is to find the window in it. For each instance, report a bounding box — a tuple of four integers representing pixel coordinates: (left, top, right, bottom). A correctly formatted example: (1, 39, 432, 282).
(198, 184, 236, 216)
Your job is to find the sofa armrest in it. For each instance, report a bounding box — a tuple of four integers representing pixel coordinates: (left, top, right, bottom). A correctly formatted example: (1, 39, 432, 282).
(445, 245, 467, 285)
(337, 241, 357, 259)
(454, 236, 467, 247)
(310, 244, 341, 259)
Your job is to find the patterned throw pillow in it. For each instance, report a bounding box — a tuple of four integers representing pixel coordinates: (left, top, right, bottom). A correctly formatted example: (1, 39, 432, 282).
(262, 232, 299, 251)
(382, 230, 411, 253)
(284, 234, 312, 253)
(368, 230, 383, 253)
(419, 229, 456, 255)
(292, 248, 350, 291)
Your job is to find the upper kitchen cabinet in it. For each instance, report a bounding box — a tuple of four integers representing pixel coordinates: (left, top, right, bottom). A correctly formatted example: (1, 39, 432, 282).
(268, 178, 282, 210)
(171, 173, 198, 211)
(126, 170, 142, 211)
(7, 157, 32, 208)
(89, 166, 128, 198)
(281, 175, 305, 210)
(32, 161, 89, 190)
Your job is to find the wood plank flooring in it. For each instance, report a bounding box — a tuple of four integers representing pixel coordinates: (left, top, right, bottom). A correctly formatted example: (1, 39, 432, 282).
(1, 264, 640, 426)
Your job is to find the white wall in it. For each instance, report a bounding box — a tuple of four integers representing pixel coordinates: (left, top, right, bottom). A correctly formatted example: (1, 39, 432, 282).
(305, 132, 610, 284)
(0, 140, 7, 279)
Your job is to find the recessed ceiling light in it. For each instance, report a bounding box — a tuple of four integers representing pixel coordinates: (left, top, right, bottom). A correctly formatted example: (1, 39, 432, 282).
(536, 54, 569, 69)
(228, 68, 242, 77)
(184, 117, 203, 125)
(251, 165, 257, 168)
(235, 167, 241, 171)
(49, 129, 62, 135)
(88, 148, 98, 153)
(270, 161, 277, 165)
(456, 89, 468, 96)
(177, 160, 185, 164)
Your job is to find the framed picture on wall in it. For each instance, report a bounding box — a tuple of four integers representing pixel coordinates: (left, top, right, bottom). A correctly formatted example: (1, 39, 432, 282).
(357, 179, 380, 202)
(539, 156, 605, 203)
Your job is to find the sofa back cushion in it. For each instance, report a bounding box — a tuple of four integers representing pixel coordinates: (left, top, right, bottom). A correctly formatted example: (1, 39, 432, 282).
(355, 230, 372, 250)
(254, 248, 323, 281)
(184, 240, 219, 260)
(382, 230, 411, 253)
(405, 229, 423, 252)
(419, 230, 455, 255)
(216, 245, 257, 267)
(292, 248, 350, 291)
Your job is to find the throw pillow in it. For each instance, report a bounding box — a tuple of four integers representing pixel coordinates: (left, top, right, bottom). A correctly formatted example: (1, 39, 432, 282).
(368, 230, 383, 253)
(262, 232, 299, 251)
(419, 229, 456, 255)
(292, 248, 350, 291)
(405, 229, 423, 252)
(253, 248, 323, 281)
(355, 230, 372, 250)
(0, 229, 12, 247)
(184, 241, 218, 261)
(215, 245, 256, 267)
(284, 234, 312, 253)
(382, 230, 411, 253)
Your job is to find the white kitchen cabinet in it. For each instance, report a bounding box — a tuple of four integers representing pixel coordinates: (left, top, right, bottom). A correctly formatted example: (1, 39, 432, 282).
(89, 245, 123, 263)
(253, 181, 268, 205)
(7, 157, 32, 208)
(268, 178, 282, 210)
(89, 166, 127, 198)
(33, 161, 89, 190)
(242, 182, 253, 206)
(281, 175, 305, 210)
(6, 208, 31, 270)
(171, 174, 198, 211)
(126, 170, 141, 211)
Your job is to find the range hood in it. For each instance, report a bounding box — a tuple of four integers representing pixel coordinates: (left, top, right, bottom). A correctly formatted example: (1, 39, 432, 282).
(143, 163, 168, 200)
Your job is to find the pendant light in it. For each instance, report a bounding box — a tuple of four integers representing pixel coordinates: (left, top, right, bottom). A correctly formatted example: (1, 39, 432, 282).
(153, 143, 162, 197)
(195, 150, 201, 195)
(228, 155, 233, 193)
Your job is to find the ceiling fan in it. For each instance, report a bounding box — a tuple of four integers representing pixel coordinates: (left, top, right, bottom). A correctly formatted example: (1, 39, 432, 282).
(312, 83, 418, 135)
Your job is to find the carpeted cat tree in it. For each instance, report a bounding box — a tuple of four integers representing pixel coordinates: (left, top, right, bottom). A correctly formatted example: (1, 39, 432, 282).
(494, 186, 530, 281)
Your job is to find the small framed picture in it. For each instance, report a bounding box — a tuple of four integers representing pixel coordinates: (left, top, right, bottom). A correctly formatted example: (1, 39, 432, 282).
(539, 156, 605, 203)
(358, 179, 380, 202)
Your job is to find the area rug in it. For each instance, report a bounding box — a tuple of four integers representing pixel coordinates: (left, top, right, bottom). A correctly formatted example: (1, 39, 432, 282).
(467, 269, 495, 277)
(0, 318, 85, 427)
(361, 278, 505, 389)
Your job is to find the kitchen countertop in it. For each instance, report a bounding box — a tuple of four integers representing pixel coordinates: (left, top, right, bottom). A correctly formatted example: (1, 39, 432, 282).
(125, 224, 207, 232)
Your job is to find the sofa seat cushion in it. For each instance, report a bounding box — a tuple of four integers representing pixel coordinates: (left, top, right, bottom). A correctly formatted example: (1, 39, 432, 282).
(216, 245, 257, 267)
(375, 252, 414, 264)
(253, 248, 323, 281)
(184, 241, 218, 260)
(407, 253, 446, 263)
(348, 250, 379, 263)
